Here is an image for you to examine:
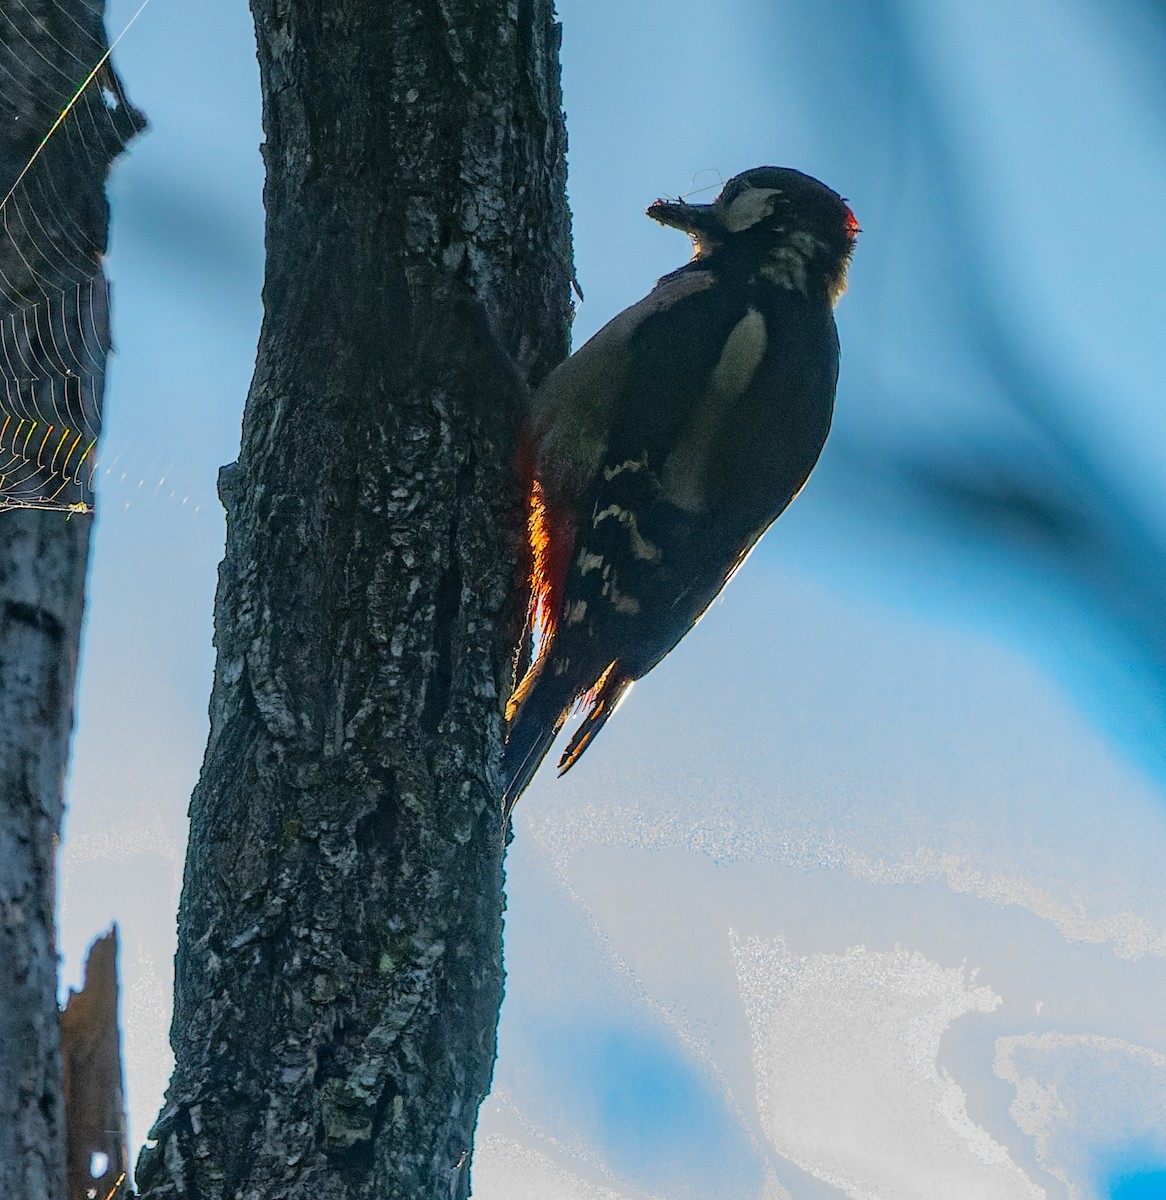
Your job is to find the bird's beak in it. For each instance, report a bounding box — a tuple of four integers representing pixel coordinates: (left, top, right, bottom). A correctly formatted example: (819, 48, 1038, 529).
(646, 199, 724, 239)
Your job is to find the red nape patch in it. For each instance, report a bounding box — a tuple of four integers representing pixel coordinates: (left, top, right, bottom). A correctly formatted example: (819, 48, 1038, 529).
(507, 476, 576, 722)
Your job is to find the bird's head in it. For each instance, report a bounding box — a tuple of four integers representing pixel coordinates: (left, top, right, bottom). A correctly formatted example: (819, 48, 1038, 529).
(647, 166, 859, 304)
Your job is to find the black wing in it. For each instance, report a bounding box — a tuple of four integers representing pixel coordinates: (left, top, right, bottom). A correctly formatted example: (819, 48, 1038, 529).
(504, 268, 838, 808)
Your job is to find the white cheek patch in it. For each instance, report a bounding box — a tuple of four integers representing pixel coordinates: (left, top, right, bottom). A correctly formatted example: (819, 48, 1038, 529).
(723, 187, 781, 233)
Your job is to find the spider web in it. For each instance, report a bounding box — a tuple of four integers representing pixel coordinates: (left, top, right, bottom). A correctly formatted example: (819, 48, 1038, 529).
(0, 0, 146, 513)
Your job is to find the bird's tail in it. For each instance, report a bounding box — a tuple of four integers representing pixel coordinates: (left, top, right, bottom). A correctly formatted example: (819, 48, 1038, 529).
(502, 663, 573, 819)
(557, 663, 632, 775)
(502, 660, 632, 820)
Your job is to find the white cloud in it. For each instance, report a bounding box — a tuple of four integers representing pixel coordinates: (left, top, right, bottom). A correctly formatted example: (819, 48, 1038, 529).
(995, 1033, 1166, 1200)
(732, 935, 1043, 1200)
(471, 1137, 644, 1200)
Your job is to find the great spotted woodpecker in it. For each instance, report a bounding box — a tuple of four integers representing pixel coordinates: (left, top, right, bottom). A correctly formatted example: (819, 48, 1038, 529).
(504, 166, 858, 812)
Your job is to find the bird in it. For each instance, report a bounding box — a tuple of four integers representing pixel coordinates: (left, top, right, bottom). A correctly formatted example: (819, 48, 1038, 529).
(503, 166, 858, 815)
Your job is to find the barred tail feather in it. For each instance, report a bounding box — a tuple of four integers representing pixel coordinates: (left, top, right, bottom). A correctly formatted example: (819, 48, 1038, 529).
(557, 667, 633, 776)
(503, 662, 633, 817)
(503, 667, 572, 819)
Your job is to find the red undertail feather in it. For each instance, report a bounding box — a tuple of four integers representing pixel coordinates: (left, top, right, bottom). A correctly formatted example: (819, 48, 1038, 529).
(504, 463, 591, 814)
(507, 474, 575, 721)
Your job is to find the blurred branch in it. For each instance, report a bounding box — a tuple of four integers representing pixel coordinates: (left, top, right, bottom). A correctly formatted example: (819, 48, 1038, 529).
(843, 0, 1166, 772)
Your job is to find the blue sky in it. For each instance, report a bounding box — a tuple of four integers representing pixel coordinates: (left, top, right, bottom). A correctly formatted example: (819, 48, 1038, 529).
(35, 0, 1166, 1195)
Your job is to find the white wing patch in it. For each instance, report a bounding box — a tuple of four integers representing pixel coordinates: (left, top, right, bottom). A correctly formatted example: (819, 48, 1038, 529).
(710, 306, 768, 397)
(603, 455, 647, 481)
(593, 503, 662, 563)
(662, 306, 770, 512)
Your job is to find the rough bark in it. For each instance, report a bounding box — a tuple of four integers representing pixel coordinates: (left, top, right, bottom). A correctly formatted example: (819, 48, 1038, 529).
(135, 2, 571, 1197)
(0, 507, 86, 1200)
(0, 4, 139, 1196)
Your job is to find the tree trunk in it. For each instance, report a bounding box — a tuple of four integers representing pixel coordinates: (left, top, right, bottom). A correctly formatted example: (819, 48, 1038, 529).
(135, 2, 571, 1197)
(0, 5, 140, 1196)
